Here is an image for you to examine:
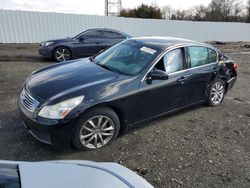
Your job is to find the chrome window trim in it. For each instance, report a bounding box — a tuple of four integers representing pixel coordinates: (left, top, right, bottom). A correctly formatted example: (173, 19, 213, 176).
(162, 62, 218, 77)
(141, 43, 219, 82)
(227, 76, 237, 83)
(167, 68, 189, 76)
(171, 62, 217, 75)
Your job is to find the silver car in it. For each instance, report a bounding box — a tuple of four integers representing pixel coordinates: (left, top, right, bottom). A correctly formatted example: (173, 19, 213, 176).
(0, 160, 153, 188)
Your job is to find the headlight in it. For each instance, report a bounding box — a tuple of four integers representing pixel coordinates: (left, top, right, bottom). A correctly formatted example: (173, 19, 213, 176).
(41, 41, 54, 47)
(38, 96, 84, 119)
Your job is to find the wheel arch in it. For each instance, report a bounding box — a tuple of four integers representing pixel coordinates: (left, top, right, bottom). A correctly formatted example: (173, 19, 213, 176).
(206, 74, 227, 97)
(75, 103, 128, 135)
(217, 75, 229, 94)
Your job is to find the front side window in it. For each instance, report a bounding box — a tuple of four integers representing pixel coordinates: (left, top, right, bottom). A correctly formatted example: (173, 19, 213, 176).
(154, 48, 184, 74)
(188, 46, 218, 68)
(81, 30, 102, 39)
(163, 49, 184, 74)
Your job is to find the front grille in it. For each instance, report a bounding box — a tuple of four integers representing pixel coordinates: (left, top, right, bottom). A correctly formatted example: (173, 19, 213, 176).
(20, 89, 40, 113)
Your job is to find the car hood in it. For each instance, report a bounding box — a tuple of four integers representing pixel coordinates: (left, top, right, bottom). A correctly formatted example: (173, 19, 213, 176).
(18, 160, 153, 188)
(26, 58, 121, 101)
(42, 37, 73, 43)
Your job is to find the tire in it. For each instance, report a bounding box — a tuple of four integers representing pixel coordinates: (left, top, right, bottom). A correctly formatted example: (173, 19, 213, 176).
(207, 79, 226, 106)
(53, 47, 72, 62)
(72, 107, 120, 151)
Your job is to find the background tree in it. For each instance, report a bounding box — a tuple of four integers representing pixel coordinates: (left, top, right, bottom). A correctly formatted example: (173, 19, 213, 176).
(119, 0, 249, 23)
(161, 5, 174, 20)
(119, 4, 163, 19)
(205, 0, 243, 22)
(246, 0, 250, 22)
(193, 5, 207, 21)
(171, 9, 193, 20)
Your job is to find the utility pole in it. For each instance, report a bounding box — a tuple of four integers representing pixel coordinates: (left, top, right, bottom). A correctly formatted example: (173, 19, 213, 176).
(105, 0, 122, 16)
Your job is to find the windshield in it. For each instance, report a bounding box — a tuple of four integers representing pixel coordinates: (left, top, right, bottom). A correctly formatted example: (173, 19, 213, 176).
(0, 164, 21, 188)
(73, 31, 84, 39)
(94, 40, 161, 75)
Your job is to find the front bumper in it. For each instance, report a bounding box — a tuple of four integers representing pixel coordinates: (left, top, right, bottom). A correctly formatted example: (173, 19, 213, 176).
(19, 103, 73, 148)
(39, 46, 53, 58)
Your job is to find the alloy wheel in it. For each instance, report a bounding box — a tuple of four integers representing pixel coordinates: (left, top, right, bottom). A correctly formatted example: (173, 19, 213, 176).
(79, 115, 115, 149)
(210, 82, 224, 105)
(55, 48, 71, 61)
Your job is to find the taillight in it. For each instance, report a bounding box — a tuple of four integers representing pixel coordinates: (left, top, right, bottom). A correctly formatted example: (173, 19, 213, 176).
(233, 63, 238, 71)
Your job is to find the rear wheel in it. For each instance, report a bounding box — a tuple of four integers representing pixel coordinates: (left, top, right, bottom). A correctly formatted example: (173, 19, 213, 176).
(72, 107, 120, 150)
(207, 79, 225, 106)
(53, 47, 72, 62)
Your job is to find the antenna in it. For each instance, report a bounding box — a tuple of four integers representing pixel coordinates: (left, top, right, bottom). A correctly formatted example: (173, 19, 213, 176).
(105, 0, 122, 16)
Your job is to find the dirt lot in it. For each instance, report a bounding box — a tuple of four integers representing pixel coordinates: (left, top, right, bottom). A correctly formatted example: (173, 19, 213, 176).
(0, 43, 250, 187)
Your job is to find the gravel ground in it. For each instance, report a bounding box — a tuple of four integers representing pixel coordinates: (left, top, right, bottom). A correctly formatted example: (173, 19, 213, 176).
(0, 43, 250, 187)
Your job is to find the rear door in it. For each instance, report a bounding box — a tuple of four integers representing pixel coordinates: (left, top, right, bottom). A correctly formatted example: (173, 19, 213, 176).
(73, 30, 103, 57)
(185, 46, 219, 102)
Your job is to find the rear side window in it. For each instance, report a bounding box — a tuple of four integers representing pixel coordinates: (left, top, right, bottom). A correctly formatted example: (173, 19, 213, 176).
(188, 47, 218, 68)
(103, 31, 126, 39)
(116, 33, 126, 39)
(103, 31, 117, 38)
(208, 48, 218, 63)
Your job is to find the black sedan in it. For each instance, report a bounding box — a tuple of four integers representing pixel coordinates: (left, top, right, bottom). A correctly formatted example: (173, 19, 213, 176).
(39, 28, 131, 62)
(19, 37, 237, 150)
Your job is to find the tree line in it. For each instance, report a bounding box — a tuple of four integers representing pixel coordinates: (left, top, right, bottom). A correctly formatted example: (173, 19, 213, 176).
(119, 0, 250, 23)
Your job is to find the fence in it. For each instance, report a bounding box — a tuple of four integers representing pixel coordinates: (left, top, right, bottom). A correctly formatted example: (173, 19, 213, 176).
(1, 9, 250, 43)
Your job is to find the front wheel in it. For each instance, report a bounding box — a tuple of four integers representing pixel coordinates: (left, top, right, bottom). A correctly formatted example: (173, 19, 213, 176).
(207, 79, 226, 106)
(53, 47, 72, 62)
(72, 107, 120, 150)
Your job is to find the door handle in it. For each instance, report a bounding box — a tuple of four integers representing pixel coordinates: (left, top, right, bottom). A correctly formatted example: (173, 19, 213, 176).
(177, 76, 188, 83)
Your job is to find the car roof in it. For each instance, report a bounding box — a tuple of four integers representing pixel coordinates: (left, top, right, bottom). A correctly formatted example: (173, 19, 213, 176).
(86, 28, 132, 38)
(130, 36, 215, 50)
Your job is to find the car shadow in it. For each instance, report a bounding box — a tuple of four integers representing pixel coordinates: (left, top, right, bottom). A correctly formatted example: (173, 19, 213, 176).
(0, 103, 209, 159)
(125, 103, 207, 135)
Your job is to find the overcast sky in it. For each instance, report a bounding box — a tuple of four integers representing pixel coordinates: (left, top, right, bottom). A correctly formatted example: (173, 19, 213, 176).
(0, 0, 248, 15)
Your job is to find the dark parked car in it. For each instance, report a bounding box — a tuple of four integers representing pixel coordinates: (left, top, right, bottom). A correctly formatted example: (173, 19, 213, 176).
(19, 37, 237, 150)
(39, 28, 131, 62)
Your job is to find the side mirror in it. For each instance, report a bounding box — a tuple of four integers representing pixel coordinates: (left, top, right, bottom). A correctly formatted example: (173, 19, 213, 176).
(79, 37, 85, 42)
(149, 69, 169, 80)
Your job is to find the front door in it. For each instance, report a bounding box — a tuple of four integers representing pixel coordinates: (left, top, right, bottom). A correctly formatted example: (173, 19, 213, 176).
(137, 48, 191, 120)
(73, 30, 103, 57)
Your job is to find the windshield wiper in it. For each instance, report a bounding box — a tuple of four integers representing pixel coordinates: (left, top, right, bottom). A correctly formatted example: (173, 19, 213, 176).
(96, 63, 114, 72)
(91, 58, 131, 75)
